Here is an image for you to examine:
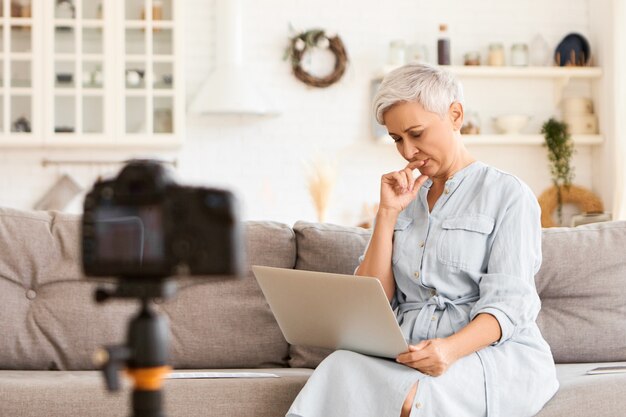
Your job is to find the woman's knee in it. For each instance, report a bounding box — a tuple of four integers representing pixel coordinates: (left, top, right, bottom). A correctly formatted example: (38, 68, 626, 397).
(401, 382, 419, 417)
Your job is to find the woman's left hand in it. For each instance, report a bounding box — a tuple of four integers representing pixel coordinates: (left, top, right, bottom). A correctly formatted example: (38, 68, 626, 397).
(395, 338, 458, 377)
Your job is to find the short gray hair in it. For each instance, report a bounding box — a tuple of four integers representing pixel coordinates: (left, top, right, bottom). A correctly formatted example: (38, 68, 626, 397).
(373, 63, 464, 124)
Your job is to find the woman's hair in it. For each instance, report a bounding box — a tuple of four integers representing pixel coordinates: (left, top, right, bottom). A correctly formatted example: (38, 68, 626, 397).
(373, 63, 464, 125)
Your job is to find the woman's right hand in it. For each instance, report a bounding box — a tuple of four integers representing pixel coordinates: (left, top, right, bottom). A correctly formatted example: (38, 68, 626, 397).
(379, 160, 429, 214)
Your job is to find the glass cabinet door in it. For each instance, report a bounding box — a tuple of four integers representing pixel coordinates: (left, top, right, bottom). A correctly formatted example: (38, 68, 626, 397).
(123, 0, 175, 137)
(50, 0, 106, 138)
(2, 0, 35, 138)
(0, 0, 180, 147)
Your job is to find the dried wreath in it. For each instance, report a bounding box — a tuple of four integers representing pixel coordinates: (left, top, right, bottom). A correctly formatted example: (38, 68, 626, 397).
(284, 28, 348, 88)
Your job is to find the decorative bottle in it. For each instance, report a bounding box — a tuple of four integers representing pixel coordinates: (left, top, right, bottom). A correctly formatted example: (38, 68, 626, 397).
(437, 24, 451, 65)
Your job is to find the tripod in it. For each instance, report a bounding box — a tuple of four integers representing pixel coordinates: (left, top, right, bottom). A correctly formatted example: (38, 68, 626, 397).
(94, 279, 177, 417)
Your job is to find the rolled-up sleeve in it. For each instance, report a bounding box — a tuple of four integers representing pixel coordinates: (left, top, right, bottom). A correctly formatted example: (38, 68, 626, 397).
(469, 183, 542, 345)
(354, 222, 400, 310)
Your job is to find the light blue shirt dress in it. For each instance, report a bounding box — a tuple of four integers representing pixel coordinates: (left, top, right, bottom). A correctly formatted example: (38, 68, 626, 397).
(287, 161, 559, 417)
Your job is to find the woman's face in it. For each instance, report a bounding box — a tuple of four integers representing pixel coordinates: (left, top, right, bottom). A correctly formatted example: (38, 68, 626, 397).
(383, 100, 464, 180)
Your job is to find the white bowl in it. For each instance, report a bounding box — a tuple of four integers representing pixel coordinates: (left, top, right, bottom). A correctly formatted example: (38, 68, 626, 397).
(493, 115, 530, 134)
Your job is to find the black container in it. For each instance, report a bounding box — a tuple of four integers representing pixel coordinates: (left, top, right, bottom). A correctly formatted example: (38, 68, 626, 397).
(437, 24, 450, 65)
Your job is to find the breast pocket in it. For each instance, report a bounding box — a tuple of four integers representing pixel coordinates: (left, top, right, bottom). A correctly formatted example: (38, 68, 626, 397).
(437, 214, 495, 271)
(392, 216, 413, 265)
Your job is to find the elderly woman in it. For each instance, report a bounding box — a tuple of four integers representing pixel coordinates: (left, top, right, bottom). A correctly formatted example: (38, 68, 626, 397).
(286, 63, 559, 417)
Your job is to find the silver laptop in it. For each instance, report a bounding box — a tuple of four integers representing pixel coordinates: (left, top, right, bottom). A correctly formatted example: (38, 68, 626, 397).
(251, 265, 408, 359)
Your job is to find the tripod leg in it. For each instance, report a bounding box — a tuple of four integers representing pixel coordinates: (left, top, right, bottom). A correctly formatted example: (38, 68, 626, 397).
(133, 389, 165, 417)
(126, 302, 171, 417)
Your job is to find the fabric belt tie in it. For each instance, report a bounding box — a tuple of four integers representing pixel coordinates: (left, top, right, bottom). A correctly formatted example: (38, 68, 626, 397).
(396, 293, 480, 343)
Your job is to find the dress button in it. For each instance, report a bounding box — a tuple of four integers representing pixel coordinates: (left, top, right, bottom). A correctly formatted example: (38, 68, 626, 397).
(444, 188, 450, 194)
(430, 289, 437, 296)
(26, 289, 37, 300)
(415, 402, 422, 409)
(431, 316, 436, 321)
(419, 241, 425, 248)
(414, 272, 420, 278)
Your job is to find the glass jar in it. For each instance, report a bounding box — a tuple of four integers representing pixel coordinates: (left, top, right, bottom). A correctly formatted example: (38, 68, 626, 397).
(529, 34, 550, 66)
(461, 111, 481, 134)
(407, 43, 428, 63)
(511, 43, 529, 66)
(487, 43, 505, 66)
(388, 40, 406, 66)
(464, 51, 481, 66)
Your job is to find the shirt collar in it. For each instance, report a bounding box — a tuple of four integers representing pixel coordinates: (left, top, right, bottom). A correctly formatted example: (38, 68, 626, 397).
(422, 160, 483, 190)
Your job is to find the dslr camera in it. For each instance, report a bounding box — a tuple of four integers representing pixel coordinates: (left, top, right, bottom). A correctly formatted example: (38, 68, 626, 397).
(82, 159, 245, 279)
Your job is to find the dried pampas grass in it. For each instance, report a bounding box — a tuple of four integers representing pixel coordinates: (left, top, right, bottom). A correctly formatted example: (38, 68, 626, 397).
(304, 156, 337, 223)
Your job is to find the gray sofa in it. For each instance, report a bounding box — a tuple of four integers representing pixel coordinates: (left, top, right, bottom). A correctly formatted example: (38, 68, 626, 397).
(0, 206, 625, 417)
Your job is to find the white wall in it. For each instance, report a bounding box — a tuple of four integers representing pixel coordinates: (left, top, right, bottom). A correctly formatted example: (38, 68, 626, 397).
(0, 0, 614, 227)
(180, 0, 601, 226)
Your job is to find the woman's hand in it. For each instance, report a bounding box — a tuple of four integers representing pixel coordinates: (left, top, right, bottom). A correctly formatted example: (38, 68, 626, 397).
(395, 338, 458, 377)
(380, 160, 429, 214)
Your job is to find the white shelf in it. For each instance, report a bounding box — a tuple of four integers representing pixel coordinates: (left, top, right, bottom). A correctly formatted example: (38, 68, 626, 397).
(0, 135, 39, 147)
(462, 134, 604, 146)
(125, 54, 175, 63)
(9, 18, 33, 25)
(376, 65, 603, 81)
(9, 53, 33, 60)
(447, 65, 602, 79)
(81, 88, 104, 95)
(152, 21, 175, 29)
(124, 20, 174, 29)
(124, 89, 148, 96)
(53, 88, 75, 95)
(54, 19, 75, 27)
(125, 54, 149, 62)
(153, 90, 174, 97)
(53, 54, 103, 61)
(54, 53, 77, 61)
(81, 20, 105, 28)
(10, 87, 33, 95)
(377, 134, 604, 146)
(152, 55, 175, 63)
(82, 54, 104, 61)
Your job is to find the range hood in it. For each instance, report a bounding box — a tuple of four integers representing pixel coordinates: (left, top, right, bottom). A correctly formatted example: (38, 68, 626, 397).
(189, 0, 278, 116)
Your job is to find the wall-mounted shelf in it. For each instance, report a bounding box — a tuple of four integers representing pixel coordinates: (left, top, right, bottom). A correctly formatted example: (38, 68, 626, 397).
(376, 65, 603, 80)
(375, 64, 603, 105)
(376, 134, 604, 146)
(445, 65, 601, 79)
(372, 64, 604, 141)
(462, 134, 604, 146)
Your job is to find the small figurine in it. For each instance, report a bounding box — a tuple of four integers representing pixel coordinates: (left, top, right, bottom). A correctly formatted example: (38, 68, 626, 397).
(55, 0, 75, 19)
(13, 116, 31, 133)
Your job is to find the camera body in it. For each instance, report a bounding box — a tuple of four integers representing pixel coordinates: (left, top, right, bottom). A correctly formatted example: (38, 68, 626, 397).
(82, 160, 245, 279)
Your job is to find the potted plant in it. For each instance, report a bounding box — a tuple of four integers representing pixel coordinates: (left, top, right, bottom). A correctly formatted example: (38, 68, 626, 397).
(541, 118, 574, 225)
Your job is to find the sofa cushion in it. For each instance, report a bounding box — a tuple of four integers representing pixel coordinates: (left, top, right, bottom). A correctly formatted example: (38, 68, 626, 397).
(535, 362, 626, 417)
(0, 207, 294, 370)
(535, 221, 626, 362)
(165, 221, 296, 369)
(290, 220, 626, 367)
(289, 221, 371, 368)
(0, 368, 312, 417)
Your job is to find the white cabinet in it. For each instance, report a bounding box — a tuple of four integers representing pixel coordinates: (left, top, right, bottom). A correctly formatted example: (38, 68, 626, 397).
(373, 65, 603, 146)
(0, 0, 184, 149)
